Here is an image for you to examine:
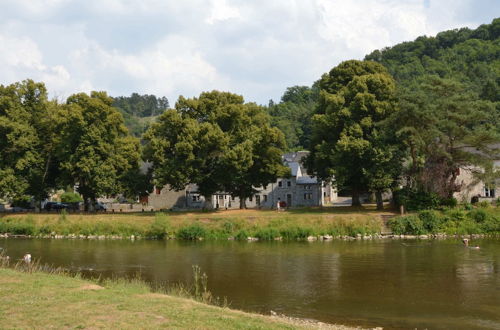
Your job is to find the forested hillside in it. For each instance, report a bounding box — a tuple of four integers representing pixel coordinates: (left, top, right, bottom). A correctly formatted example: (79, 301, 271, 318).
(269, 18, 499, 151)
(365, 18, 499, 102)
(112, 93, 169, 137)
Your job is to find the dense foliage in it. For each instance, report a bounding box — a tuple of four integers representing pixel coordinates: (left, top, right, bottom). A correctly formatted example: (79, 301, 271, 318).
(366, 18, 500, 204)
(388, 205, 500, 235)
(113, 93, 169, 137)
(305, 60, 404, 207)
(267, 85, 319, 150)
(144, 91, 289, 208)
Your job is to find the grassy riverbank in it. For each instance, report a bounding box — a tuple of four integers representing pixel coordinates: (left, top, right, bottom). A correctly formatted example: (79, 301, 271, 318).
(388, 205, 500, 235)
(0, 207, 387, 240)
(0, 266, 351, 329)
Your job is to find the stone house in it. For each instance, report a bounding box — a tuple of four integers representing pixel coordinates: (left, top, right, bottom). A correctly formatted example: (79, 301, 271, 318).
(146, 151, 337, 210)
(454, 160, 499, 203)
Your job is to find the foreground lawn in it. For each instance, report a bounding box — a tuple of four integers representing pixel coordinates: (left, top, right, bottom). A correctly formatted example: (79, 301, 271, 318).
(0, 207, 390, 240)
(0, 268, 348, 329)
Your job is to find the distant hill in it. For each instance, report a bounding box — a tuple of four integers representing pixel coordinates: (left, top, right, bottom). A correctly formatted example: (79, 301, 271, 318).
(112, 93, 169, 137)
(365, 18, 499, 102)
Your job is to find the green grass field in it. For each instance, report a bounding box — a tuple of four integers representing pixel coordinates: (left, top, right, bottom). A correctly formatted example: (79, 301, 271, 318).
(0, 207, 390, 240)
(0, 266, 353, 329)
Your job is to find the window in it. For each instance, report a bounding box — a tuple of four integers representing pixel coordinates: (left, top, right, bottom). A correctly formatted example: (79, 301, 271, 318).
(323, 192, 327, 197)
(263, 195, 268, 202)
(287, 181, 291, 187)
(484, 186, 496, 197)
(192, 195, 197, 202)
(192, 195, 200, 202)
(249, 196, 253, 202)
(232, 196, 235, 201)
(304, 193, 312, 200)
(156, 187, 161, 195)
(278, 181, 282, 188)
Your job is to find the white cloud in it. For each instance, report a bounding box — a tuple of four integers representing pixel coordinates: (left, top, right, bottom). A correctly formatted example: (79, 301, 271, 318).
(206, 0, 241, 25)
(0, 0, 497, 104)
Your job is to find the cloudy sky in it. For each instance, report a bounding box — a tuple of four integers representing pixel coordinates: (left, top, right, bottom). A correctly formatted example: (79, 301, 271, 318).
(0, 0, 498, 105)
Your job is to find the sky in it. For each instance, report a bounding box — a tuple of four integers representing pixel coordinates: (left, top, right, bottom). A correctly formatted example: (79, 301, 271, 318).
(0, 0, 498, 105)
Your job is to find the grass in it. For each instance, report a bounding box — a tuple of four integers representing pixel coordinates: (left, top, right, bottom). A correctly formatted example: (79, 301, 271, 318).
(388, 205, 500, 235)
(0, 258, 353, 329)
(0, 207, 389, 240)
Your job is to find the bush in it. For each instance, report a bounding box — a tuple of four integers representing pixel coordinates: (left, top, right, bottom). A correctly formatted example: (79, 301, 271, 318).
(388, 215, 425, 235)
(254, 227, 280, 240)
(60, 192, 83, 203)
(147, 213, 171, 239)
(11, 196, 32, 209)
(393, 188, 441, 211)
(418, 210, 442, 233)
(279, 226, 313, 240)
(468, 209, 488, 223)
(234, 230, 249, 241)
(440, 197, 458, 208)
(478, 201, 491, 208)
(177, 224, 206, 240)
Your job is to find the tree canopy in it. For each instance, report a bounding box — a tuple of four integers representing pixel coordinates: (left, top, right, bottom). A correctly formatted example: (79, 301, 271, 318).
(57, 91, 142, 210)
(0, 80, 60, 207)
(305, 60, 403, 207)
(144, 90, 288, 208)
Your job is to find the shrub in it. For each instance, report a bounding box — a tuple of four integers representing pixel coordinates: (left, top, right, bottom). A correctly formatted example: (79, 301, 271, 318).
(147, 213, 171, 239)
(177, 224, 206, 240)
(60, 192, 83, 203)
(440, 197, 458, 208)
(234, 230, 249, 241)
(11, 196, 32, 209)
(393, 188, 441, 211)
(388, 215, 425, 235)
(468, 209, 488, 223)
(418, 210, 442, 233)
(254, 227, 280, 240)
(478, 201, 491, 208)
(280, 226, 313, 240)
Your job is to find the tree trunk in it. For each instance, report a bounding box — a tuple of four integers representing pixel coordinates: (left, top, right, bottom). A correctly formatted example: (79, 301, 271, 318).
(351, 190, 362, 207)
(202, 195, 213, 210)
(375, 191, 384, 210)
(239, 196, 246, 209)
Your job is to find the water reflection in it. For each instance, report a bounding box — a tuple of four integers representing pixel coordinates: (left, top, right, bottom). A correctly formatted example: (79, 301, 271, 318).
(1, 238, 499, 329)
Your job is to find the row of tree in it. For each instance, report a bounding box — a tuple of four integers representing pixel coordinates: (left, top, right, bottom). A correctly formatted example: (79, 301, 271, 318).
(0, 81, 145, 210)
(1, 19, 498, 210)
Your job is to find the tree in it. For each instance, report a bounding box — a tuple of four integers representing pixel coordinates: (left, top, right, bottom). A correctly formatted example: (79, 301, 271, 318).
(305, 60, 403, 208)
(57, 92, 141, 210)
(0, 80, 61, 208)
(394, 75, 499, 199)
(144, 91, 288, 209)
(267, 84, 320, 150)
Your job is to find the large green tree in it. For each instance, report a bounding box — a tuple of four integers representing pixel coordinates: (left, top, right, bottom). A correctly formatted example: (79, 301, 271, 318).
(144, 90, 288, 208)
(305, 60, 403, 207)
(267, 84, 319, 150)
(393, 75, 499, 199)
(0, 80, 61, 208)
(57, 92, 141, 210)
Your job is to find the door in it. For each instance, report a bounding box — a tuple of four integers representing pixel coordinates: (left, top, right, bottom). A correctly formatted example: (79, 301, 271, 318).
(286, 194, 292, 207)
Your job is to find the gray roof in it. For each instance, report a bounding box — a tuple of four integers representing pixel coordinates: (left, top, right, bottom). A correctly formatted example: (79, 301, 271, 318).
(296, 176, 319, 184)
(288, 162, 301, 177)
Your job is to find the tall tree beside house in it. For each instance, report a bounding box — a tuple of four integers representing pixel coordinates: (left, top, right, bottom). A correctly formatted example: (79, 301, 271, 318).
(57, 91, 141, 210)
(144, 90, 288, 209)
(392, 75, 499, 200)
(267, 84, 319, 150)
(305, 60, 404, 208)
(0, 80, 61, 208)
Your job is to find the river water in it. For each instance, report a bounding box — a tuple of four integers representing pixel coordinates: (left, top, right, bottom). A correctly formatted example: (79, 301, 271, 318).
(1, 238, 499, 329)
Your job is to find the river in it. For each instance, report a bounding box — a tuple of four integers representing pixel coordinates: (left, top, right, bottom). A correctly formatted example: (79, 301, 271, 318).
(1, 238, 499, 329)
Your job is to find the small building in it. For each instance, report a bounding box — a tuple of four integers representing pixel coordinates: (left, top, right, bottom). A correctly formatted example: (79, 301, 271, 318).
(147, 151, 337, 210)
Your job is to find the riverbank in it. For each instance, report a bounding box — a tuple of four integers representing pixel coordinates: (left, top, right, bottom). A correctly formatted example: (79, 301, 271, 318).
(0, 266, 355, 329)
(0, 208, 387, 241)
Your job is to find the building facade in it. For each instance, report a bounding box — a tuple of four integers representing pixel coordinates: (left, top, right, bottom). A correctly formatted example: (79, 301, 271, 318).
(146, 151, 337, 210)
